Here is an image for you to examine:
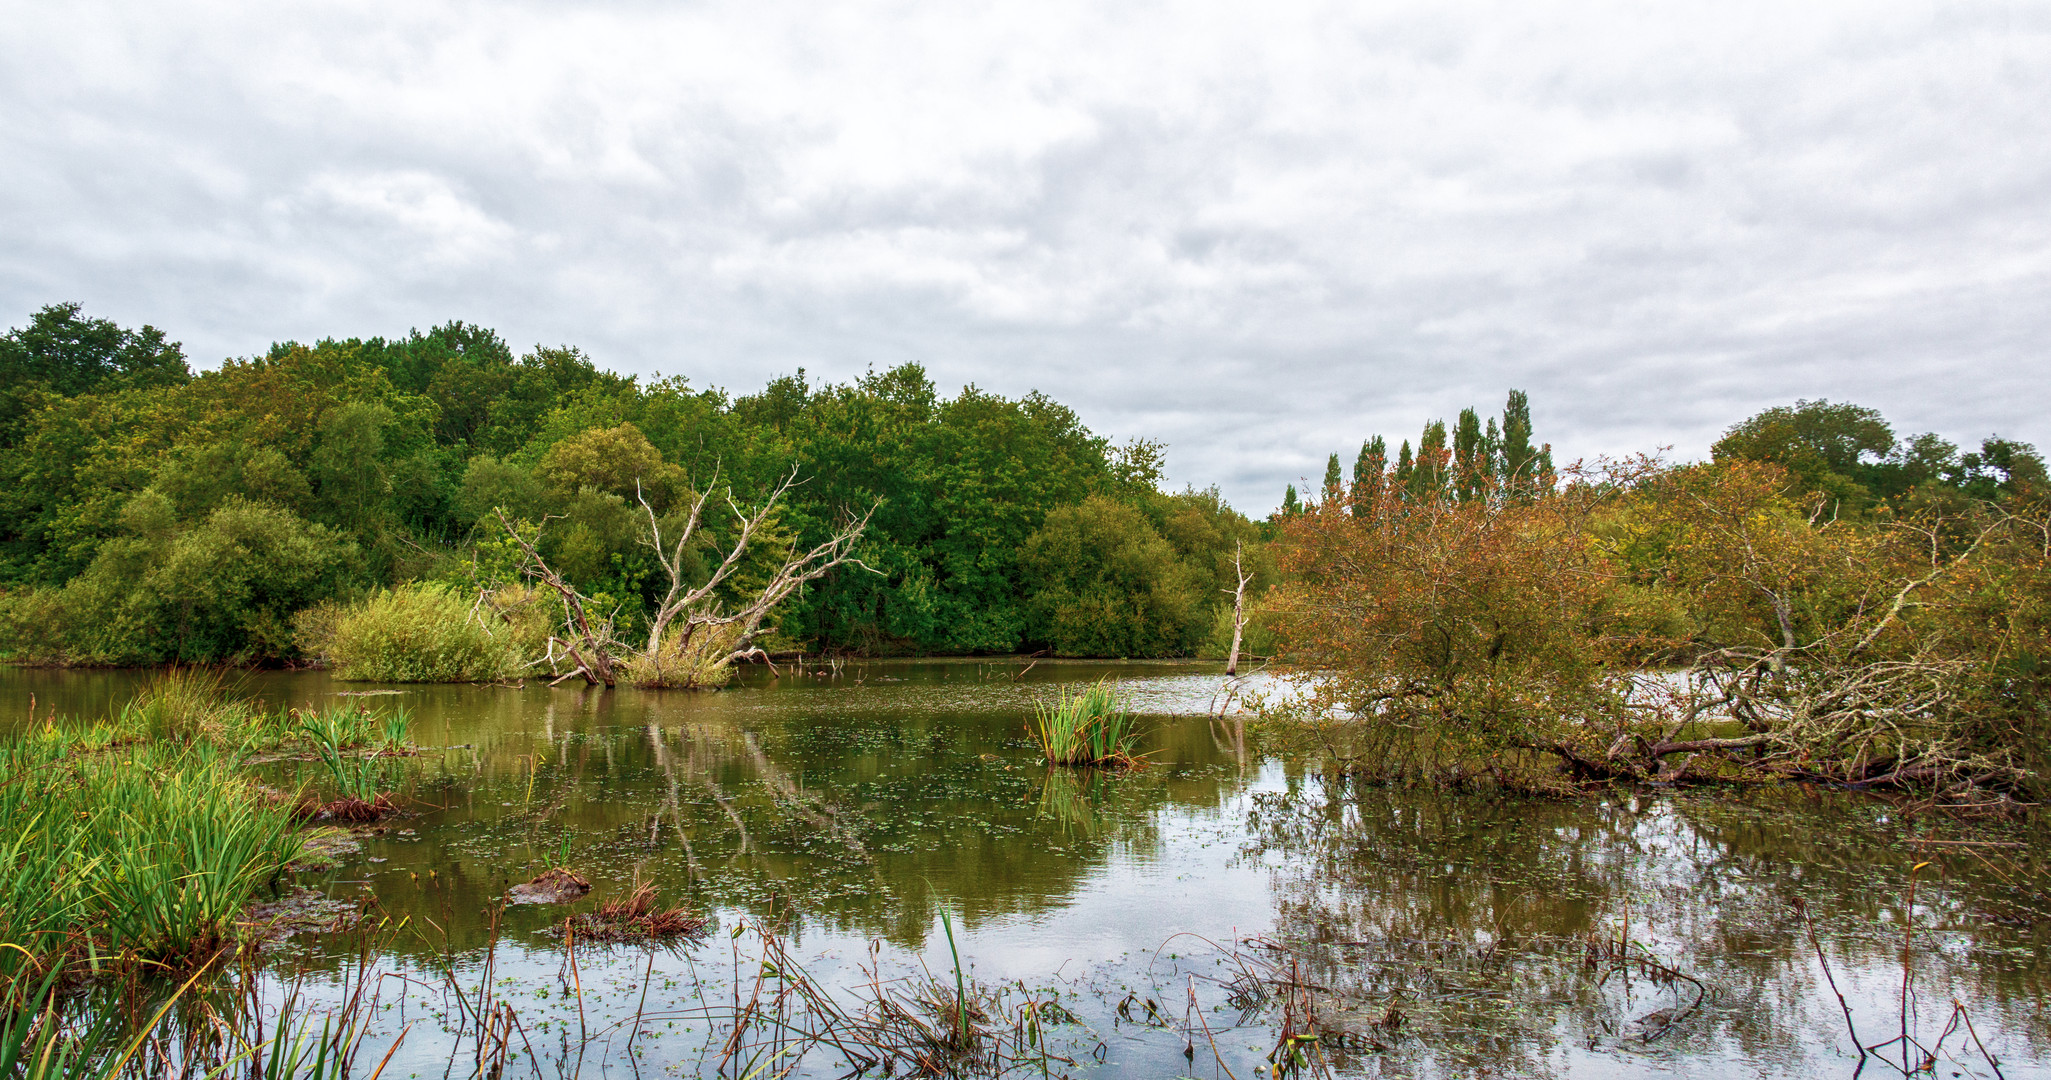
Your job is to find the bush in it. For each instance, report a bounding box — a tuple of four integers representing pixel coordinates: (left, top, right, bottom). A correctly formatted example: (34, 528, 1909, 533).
(621, 622, 740, 689)
(0, 495, 358, 665)
(1020, 496, 1212, 657)
(324, 582, 526, 682)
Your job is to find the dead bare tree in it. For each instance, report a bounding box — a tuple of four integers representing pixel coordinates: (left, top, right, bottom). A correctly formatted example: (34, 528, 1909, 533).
(636, 464, 878, 675)
(1223, 539, 1252, 677)
(495, 508, 624, 687)
(495, 466, 879, 688)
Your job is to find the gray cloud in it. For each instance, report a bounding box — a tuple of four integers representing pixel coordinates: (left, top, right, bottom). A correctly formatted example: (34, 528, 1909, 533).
(4, 0, 2048, 511)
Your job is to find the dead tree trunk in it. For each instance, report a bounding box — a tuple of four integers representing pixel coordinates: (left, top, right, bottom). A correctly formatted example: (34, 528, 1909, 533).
(496, 508, 621, 687)
(636, 465, 878, 669)
(1224, 540, 1252, 676)
(494, 464, 878, 688)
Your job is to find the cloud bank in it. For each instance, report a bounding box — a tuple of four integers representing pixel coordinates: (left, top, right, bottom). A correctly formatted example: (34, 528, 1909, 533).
(4, 0, 2047, 510)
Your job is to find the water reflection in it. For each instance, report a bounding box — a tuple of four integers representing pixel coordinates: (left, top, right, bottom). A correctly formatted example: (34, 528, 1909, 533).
(1245, 770, 2051, 1077)
(4, 663, 2049, 1078)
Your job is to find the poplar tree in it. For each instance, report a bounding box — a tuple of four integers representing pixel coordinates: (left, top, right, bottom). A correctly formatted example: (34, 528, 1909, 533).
(1352, 436, 1387, 516)
(1501, 390, 1538, 501)
(1453, 407, 1485, 502)
(1411, 420, 1449, 503)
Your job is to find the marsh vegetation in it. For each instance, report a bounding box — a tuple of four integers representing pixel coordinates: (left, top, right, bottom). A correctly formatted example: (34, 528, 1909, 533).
(3, 304, 2050, 1077)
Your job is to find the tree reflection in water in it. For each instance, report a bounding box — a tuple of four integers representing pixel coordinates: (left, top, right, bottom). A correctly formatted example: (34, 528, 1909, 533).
(1233, 769, 2051, 1078)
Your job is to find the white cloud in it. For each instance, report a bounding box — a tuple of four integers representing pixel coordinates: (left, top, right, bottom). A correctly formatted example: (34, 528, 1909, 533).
(2, 0, 2048, 509)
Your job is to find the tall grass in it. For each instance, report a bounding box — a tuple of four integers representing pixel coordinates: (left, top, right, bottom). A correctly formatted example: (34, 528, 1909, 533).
(0, 727, 304, 1005)
(1030, 679, 1144, 767)
(115, 668, 256, 745)
(622, 622, 741, 689)
(322, 583, 526, 683)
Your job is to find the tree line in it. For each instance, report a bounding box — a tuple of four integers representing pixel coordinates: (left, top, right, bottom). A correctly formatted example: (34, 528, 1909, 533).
(0, 303, 1265, 667)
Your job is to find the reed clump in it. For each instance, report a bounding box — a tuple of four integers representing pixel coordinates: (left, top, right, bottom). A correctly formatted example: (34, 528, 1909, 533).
(566, 883, 708, 941)
(115, 667, 258, 745)
(315, 582, 528, 683)
(0, 728, 305, 1005)
(290, 715, 403, 822)
(1030, 679, 1145, 768)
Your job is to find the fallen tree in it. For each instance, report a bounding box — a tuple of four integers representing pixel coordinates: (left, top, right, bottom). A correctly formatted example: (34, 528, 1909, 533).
(497, 465, 878, 688)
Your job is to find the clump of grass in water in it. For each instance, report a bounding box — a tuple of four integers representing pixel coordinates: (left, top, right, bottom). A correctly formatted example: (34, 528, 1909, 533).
(0, 730, 304, 1002)
(1031, 679, 1145, 768)
(378, 707, 410, 750)
(293, 703, 380, 752)
(296, 720, 396, 822)
(115, 667, 256, 745)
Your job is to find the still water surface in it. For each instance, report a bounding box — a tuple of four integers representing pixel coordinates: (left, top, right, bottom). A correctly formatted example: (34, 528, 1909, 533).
(6, 661, 2049, 1078)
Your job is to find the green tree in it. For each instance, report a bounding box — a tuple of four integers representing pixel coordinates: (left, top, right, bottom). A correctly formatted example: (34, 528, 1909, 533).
(1020, 495, 1209, 657)
(1322, 453, 1344, 506)
(1711, 399, 1895, 512)
(1351, 436, 1388, 516)
(0, 303, 189, 446)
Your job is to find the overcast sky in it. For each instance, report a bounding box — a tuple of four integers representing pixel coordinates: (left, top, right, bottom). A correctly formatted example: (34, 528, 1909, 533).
(4, 1, 2047, 511)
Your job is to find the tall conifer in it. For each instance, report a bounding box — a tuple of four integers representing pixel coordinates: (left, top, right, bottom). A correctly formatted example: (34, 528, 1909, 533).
(1502, 389, 1537, 501)
(1411, 420, 1449, 503)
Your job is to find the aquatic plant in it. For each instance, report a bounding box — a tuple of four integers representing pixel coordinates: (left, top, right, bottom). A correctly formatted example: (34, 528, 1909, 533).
(114, 667, 252, 745)
(293, 703, 380, 750)
(566, 882, 706, 941)
(1030, 679, 1144, 767)
(377, 707, 411, 750)
(323, 583, 526, 683)
(0, 733, 303, 1002)
(295, 719, 397, 822)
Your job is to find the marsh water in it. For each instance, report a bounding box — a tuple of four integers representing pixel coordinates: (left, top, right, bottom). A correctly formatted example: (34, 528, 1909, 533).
(7, 661, 2051, 1079)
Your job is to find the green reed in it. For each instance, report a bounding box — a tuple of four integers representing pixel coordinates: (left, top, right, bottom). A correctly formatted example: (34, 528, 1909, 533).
(1030, 679, 1144, 767)
(0, 725, 304, 1005)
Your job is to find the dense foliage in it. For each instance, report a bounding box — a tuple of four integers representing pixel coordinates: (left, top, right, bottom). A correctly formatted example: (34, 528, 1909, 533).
(1271, 400, 2050, 802)
(0, 303, 1262, 666)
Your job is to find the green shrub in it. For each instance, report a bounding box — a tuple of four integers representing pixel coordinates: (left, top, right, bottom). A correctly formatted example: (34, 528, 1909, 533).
(0, 496, 358, 666)
(1020, 496, 1214, 658)
(324, 583, 526, 682)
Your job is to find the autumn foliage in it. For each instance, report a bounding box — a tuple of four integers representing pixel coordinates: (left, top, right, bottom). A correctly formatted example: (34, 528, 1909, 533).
(1269, 455, 2051, 804)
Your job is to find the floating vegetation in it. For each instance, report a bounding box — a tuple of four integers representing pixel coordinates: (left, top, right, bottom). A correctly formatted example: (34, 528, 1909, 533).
(1030, 678, 1144, 768)
(564, 882, 707, 941)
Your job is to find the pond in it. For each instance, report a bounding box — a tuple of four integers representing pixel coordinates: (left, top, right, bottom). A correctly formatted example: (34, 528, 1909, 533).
(6, 661, 2049, 1079)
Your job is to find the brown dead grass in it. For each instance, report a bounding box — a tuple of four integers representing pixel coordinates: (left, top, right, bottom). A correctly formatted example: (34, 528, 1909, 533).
(567, 882, 708, 941)
(293, 793, 399, 823)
